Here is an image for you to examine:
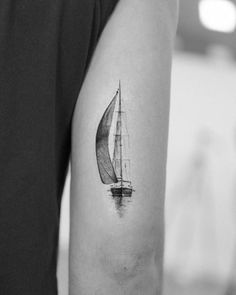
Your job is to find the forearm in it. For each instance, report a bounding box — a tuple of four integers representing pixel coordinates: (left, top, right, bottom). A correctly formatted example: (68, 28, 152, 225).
(70, 0, 178, 294)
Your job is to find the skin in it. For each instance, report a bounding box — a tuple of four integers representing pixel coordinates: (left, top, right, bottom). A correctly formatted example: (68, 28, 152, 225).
(69, 0, 178, 294)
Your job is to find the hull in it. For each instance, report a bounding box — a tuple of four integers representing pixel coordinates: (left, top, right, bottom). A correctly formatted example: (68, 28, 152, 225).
(111, 187, 133, 198)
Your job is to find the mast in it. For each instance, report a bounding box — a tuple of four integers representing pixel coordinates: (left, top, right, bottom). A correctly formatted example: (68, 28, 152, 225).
(118, 80, 123, 188)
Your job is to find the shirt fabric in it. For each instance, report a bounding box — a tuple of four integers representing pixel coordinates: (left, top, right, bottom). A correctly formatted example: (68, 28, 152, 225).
(0, 0, 118, 294)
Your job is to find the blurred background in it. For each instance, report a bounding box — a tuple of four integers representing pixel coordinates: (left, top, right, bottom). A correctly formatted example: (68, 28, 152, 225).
(57, 0, 236, 294)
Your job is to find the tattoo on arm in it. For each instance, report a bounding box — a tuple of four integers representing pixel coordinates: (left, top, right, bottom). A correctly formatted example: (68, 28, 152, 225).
(95, 81, 135, 216)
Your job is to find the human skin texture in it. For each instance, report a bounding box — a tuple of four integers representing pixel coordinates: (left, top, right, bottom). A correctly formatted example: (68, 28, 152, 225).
(69, 0, 178, 294)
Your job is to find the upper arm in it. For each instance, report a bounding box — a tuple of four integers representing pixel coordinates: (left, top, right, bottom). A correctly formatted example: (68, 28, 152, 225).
(69, 0, 178, 293)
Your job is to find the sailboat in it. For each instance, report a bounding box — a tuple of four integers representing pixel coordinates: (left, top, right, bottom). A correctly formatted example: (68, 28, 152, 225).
(96, 81, 134, 203)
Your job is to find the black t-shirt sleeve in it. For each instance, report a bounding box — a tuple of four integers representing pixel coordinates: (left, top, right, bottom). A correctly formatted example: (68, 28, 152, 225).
(0, 0, 119, 294)
(86, 0, 119, 68)
(99, 0, 119, 31)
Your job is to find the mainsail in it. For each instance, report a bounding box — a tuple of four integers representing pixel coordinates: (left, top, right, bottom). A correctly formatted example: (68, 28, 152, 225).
(96, 92, 118, 184)
(112, 83, 131, 184)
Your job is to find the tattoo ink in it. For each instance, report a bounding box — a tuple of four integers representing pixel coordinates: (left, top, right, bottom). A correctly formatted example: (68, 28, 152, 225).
(96, 81, 134, 216)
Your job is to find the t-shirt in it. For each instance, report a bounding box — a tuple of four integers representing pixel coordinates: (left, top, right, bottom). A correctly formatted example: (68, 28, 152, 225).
(0, 0, 118, 293)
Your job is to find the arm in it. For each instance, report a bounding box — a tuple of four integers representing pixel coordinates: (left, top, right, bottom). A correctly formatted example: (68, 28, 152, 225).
(69, 0, 178, 294)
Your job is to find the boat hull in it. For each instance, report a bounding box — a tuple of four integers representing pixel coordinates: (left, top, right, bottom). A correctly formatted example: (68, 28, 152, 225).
(110, 187, 133, 198)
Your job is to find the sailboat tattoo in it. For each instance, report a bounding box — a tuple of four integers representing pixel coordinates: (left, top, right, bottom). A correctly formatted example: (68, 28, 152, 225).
(96, 81, 134, 214)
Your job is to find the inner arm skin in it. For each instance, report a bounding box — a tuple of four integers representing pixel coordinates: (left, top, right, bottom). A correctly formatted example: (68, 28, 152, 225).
(69, 1, 178, 294)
